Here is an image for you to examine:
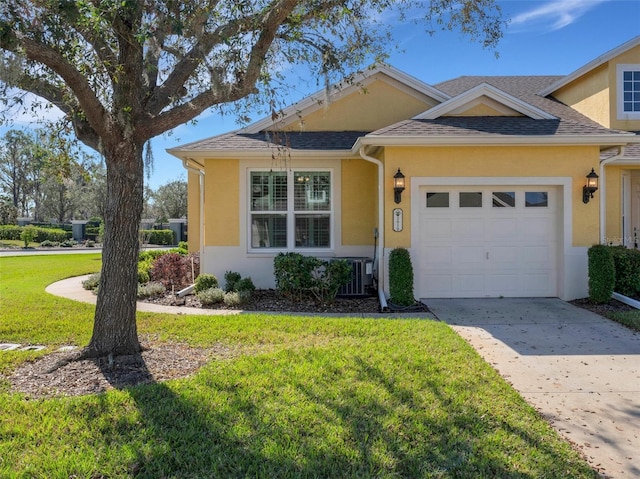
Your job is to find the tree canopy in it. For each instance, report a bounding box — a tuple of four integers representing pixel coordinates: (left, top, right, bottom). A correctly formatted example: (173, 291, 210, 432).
(0, 0, 504, 357)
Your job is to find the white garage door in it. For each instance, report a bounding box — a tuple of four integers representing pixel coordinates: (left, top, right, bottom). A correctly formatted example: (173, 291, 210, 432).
(417, 186, 559, 298)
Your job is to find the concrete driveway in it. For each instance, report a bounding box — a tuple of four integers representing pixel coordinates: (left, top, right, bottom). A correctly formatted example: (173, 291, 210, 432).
(427, 298, 640, 479)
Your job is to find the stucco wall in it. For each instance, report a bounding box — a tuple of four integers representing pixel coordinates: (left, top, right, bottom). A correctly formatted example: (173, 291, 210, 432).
(381, 145, 601, 249)
(341, 158, 377, 246)
(204, 158, 240, 246)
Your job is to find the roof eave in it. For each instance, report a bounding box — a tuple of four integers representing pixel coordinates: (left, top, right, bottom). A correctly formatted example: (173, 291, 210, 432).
(166, 148, 357, 160)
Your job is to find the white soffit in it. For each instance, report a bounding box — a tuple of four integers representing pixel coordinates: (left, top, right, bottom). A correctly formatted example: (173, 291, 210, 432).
(413, 83, 557, 120)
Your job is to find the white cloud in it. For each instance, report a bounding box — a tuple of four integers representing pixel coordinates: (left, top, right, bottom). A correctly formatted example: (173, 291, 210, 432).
(509, 0, 610, 32)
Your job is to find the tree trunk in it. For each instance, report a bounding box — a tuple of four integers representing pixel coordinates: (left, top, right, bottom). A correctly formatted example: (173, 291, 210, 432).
(86, 139, 144, 357)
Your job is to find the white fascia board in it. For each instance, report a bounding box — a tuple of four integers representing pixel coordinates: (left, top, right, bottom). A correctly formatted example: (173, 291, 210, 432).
(413, 83, 557, 120)
(539, 35, 640, 97)
(166, 148, 357, 161)
(243, 64, 449, 134)
(355, 134, 639, 149)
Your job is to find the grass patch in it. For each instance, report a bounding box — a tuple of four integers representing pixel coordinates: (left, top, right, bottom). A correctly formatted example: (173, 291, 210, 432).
(0, 255, 600, 478)
(604, 310, 640, 331)
(0, 239, 41, 248)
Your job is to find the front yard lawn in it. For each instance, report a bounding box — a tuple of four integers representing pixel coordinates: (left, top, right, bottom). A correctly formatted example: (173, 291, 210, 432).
(0, 255, 599, 478)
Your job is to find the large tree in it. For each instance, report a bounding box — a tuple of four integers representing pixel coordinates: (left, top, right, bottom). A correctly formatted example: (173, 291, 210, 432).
(0, 0, 503, 357)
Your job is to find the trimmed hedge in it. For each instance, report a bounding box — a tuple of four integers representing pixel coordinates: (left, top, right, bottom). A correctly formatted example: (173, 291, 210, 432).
(0, 225, 69, 243)
(389, 248, 415, 306)
(609, 246, 640, 297)
(141, 229, 174, 245)
(588, 245, 615, 304)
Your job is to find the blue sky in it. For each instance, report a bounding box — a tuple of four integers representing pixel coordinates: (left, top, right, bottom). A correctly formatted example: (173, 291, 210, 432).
(3, 0, 640, 189)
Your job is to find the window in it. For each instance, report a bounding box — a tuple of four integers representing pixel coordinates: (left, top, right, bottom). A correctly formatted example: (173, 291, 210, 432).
(617, 64, 640, 119)
(492, 191, 515, 207)
(459, 192, 482, 207)
(250, 170, 331, 250)
(525, 192, 548, 207)
(426, 192, 449, 207)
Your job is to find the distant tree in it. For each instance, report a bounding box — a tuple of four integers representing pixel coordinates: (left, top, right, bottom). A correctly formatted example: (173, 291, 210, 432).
(152, 179, 187, 222)
(0, 129, 33, 217)
(0, 0, 504, 357)
(0, 194, 18, 224)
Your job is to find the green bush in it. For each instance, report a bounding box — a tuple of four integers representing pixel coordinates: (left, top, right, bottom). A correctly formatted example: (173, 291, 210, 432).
(141, 229, 174, 245)
(197, 287, 225, 305)
(389, 248, 415, 306)
(223, 291, 242, 307)
(178, 241, 188, 251)
(235, 277, 256, 294)
(273, 253, 352, 303)
(20, 226, 37, 247)
(40, 240, 59, 247)
(609, 246, 640, 296)
(224, 271, 242, 292)
(0, 225, 22, 240)
(137, 281, 165, 299)
(82, 272, 101, 291)
(588, 244, 615, 304)
(139, 249, 170, 262)
(195, 273, 219, 292)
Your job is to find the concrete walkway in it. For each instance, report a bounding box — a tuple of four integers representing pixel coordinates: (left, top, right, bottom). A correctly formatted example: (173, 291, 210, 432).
(427, 298, 640, 479)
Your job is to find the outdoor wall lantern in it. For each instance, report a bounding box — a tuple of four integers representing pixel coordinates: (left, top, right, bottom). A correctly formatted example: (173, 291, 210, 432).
(582, 168, 599, 204)
(393, 168, 405, 204)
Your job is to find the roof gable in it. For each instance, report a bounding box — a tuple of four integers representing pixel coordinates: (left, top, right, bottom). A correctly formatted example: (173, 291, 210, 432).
(244, 64, 450, 133)
(539, 35, 640, 97)
(413, 83, 556, 120)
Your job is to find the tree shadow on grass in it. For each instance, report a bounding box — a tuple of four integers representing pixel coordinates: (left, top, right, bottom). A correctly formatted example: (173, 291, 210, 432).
(80, 348, 599, 478)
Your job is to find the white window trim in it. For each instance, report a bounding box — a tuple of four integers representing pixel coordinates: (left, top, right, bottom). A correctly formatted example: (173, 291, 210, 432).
(616, 64, 640, 120)
(247, 168, 335, 254)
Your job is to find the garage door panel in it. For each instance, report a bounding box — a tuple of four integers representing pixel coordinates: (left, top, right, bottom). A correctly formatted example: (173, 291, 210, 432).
(418, 185, 558, 298)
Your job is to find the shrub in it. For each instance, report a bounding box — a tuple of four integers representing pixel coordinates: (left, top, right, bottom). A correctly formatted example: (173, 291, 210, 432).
(137, 281, 165, 299)
(273, 253, 351, 303)
(235, 277, 256, 294)
(588, 245, 615, 304)
(274, 252, 321, 300)
(20, 226, 37, 247)
(85, 240, 95, 247)
(141, 229, 174, 245)
(389, 248, 415, 306)
(60, 239, 76, 247)
(609, 246, 640, 296)
(40, 240, 58, 248)
(197, 287, 225, 305)
(178, 241, 188, 251)
(223, 291, 242, 307)
(137, 260, 152, 284)
(82, 272, 101, 291)
(0, 225, 22, 240)
(224, 271, 242, 292)
(195, 273, 219, 292)
(150, 252, 191, 290)
(139, 249, 170, 262)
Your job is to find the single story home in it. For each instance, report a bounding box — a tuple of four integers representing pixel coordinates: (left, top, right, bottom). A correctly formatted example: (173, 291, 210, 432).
(168, 36, 640, 303)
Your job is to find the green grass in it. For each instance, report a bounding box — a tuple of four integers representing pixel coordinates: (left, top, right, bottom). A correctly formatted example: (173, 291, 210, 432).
(604, 310, 640, 331)
(0, 255, 600, 478)
(0, 239, 41, 248)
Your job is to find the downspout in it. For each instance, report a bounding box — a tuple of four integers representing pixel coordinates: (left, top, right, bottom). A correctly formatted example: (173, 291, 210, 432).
(358, 146, 388, 312)
(181, 158, 205, 258)
(599, 147, 624, 244)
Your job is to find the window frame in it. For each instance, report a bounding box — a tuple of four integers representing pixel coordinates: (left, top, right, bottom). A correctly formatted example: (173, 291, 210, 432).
(617, 64, 640, 120)
(248, 168, 334, 253)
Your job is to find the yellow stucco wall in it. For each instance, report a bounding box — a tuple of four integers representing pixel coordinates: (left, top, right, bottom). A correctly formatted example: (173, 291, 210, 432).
(609, 45, 640, 131)
(605, 165, 623, 242)
(553, 44, 640, 131)
(204, 158, 240, 246)
(381, 145, 601, 249)
(285, 78, 438, 132)
(554, 64, 610, 127)
(187, 171, 201, 252)
(341, 159, 377, 245)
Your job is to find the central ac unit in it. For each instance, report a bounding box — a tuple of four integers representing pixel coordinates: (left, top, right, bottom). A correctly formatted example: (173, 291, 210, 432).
(336, 257, 374, 296)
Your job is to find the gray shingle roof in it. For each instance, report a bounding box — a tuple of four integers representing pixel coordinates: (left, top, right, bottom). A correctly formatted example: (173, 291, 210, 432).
(174, 130, 367, 151)
(370, 116, 627, 138)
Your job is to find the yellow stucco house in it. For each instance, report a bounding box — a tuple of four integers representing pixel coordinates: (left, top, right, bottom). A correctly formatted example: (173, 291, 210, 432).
(168, 36, 640, 304)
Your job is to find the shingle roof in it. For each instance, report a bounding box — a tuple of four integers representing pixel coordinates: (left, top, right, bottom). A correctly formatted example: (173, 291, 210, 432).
(174, 130, 367, 152)
(370, 116, 627, 138)
(433, 76, 607, 128)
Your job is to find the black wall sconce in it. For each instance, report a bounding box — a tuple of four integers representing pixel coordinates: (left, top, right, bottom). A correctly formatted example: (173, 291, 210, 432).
(393, 168, 405, 204)
(582, 168, 599, 204)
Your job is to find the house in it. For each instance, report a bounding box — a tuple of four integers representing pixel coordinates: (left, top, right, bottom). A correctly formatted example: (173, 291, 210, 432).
(168, 36, 640, 303)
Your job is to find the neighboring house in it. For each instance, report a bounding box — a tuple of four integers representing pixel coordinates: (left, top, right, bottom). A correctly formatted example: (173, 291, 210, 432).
(168, 36, 640, 302)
